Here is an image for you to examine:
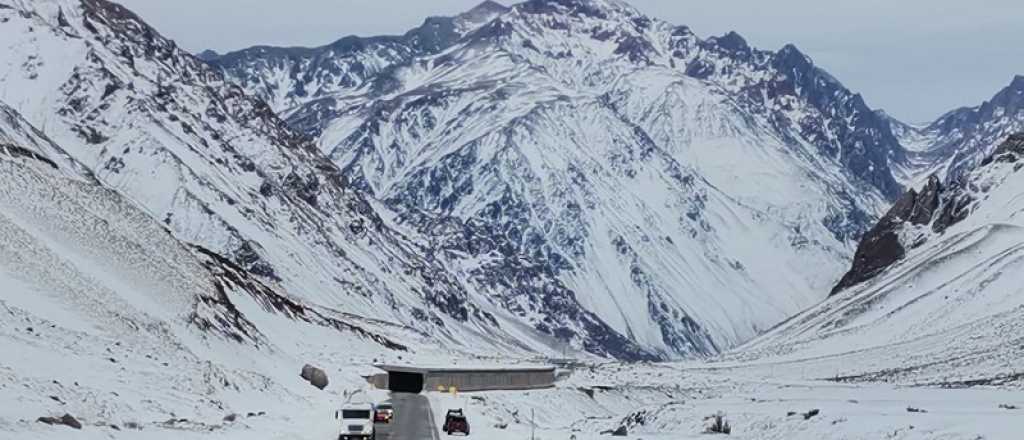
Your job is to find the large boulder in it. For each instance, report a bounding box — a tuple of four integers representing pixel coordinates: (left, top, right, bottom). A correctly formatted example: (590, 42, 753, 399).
(300, 364, 315, 381)
(310, 368, 329, 390)
(300, 364, 329, 390)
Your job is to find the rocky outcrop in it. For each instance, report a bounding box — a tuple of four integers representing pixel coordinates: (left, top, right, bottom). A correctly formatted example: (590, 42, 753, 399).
(829, 179, 934, 295)
(831, 173, 965, 295)
(980, 133, 1024, 166)
(832, 134, 1024, 294)
(37, 414, 82, 430)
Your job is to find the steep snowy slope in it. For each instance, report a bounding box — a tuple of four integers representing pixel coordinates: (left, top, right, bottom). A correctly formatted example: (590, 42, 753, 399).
(0, 102, 92, 177)
(0, 0, 454, 337)
(733, 134, 1024, 386)
(0, 0, 656, 360)
(209, 0, 901, 356)
(0, 99, 422, 435)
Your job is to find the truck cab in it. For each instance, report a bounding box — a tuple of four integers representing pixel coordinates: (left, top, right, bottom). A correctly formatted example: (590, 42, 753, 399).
(336, 403, 376, 440)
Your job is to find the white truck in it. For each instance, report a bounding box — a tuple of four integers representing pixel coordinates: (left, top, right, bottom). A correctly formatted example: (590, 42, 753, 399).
(336, 403, 376, 440)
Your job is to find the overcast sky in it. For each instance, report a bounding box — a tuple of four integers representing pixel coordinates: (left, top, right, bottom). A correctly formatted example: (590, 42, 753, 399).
(118, 0, 1023, 123)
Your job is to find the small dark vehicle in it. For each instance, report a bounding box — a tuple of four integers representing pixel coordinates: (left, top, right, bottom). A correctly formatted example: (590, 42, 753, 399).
(442, 409, 470, 436)
(374, 403, 394, 424)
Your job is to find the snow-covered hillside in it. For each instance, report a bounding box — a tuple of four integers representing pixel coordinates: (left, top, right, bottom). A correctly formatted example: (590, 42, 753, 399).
(731, 134, 1024, 387)
(0, 97, 423, 436)
(207, 0, 902, 357)
(0, 0, 661, 360)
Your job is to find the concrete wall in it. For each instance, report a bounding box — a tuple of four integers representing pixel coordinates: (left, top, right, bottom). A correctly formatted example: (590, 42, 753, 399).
(423, 369, 555, 392)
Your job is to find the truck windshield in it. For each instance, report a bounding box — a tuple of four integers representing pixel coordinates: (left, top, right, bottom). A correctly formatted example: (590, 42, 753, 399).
(342, 410, 371, 419)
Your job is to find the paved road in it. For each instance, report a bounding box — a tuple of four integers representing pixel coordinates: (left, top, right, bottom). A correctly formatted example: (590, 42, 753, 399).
(376, 393, 439, 440)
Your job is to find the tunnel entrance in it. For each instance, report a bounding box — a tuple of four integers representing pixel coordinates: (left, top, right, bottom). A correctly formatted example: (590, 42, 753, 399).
(388, 371, 424, 393)
(374, 364, 557, 393)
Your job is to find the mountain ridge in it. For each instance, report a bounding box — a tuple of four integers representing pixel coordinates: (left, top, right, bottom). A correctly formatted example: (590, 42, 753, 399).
(889, 75, 1024, 188)
(6, 0, 1020, 361)
(203, 0, 914, 356)
(3, 2, 1024, 438)
(0, 0, 662, 361)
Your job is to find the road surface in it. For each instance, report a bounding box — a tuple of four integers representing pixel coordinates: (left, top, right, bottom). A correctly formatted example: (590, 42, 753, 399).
(375, 393, 439, 440)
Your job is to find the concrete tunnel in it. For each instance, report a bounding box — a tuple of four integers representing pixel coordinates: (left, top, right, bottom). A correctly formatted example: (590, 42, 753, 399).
(371, 364, 556, 393)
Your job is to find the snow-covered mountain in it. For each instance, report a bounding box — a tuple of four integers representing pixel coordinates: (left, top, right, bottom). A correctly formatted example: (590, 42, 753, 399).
(0, 97, 450, 434)
(205, 0, 905, 357)
(208, 0, 907, 202)
(0, 0, 661, 361)
(4, 0, 1024, 437)
(10, 0, 1017, 364)
(736, 133, 1024, 386)
(205, 0, 511, 134)
(890, 75, 1024, 186)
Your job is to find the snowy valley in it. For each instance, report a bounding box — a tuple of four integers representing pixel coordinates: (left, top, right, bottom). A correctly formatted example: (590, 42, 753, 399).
(1, 0, 1023, 439)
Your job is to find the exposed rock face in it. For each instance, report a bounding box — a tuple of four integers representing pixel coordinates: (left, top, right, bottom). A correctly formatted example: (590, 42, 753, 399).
(832, 175, 956, 294)
(832, 134, 1024, 294)
(980, 133, 1024, 166)
(37, 414, 82, 430)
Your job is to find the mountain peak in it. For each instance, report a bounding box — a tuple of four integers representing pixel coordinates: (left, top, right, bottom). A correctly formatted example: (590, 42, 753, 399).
(196, 49, 220, 61)
(984, 73, 1024, 111)
(1009, 74, 1024, 91)
(778, 43, 803, 57)
(776, 43, 810, 64)
(467, 0, 509, 15)
(516, 0, 640, 18)
(711, 31, 750, 53)
(455, 0, 510, 29)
